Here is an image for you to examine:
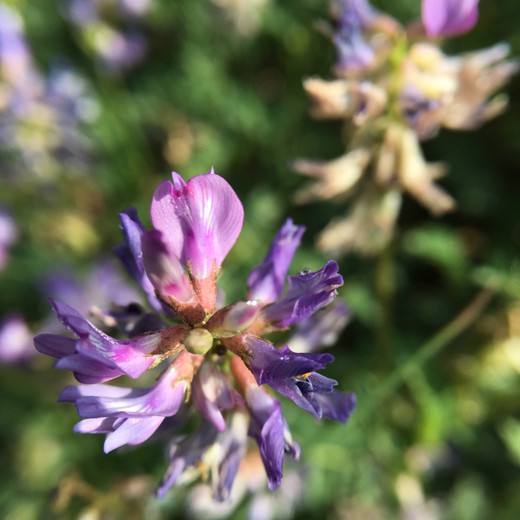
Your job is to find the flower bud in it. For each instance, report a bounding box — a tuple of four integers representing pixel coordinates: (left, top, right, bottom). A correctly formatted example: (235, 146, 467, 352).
(183, 328, 214, 355)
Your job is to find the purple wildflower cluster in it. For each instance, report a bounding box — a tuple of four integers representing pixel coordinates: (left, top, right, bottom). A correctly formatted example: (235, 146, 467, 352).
(0, 2, 97, 183)
(35, 169, 355, 498)
(63, 0, 153, 73)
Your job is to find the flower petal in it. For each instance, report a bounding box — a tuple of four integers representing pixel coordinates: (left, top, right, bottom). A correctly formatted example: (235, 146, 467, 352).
(113, 207, 155, 297)
(261, 260, 343, 328)
(288, 299, 351, 353)
(141, 229, 195, 304)
(244, 336, 334, 386)
(191, 361, 241, 432)
(59, 364, 187, 419)
(422, 0, 479, 38)
(246, 385, 300, 490)
(247, 219, 305, 304)
(49, 300, 180, 378)
(150, 170, 244, 279)
(104, 416, 165, 453)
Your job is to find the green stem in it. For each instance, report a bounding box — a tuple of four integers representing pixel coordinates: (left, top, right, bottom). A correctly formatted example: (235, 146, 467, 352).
(357, 287, 495, 425)
(375, 240, 395, 371)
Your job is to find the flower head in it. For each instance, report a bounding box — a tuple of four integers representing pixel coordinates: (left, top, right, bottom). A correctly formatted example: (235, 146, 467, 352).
(36, 169, 355, 499)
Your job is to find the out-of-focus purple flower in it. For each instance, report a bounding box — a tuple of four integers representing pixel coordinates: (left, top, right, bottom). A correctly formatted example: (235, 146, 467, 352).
(0, 207, 17, 271)
(0, 314, 35, 364)
(0, 3, 97, 181)
(248, 219, 305, 305)
(40, 169, 354, 499)
(0, 3, 31, 82)
(422, 0, 479, 38)
(157, 412, 248, 501)
(333, 0, 377, 71)
(43, 260, 142, 316)
(119, 0, 153, 18)
(63, 0, 153, 74)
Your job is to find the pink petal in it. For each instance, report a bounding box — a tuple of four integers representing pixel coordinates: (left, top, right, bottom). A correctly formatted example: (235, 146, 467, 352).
(150, 170, 244, 279)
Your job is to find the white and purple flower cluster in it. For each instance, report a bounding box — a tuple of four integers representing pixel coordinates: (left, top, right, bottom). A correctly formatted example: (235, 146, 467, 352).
(295, 0, 518, 256)
(35, 169, 355, 499)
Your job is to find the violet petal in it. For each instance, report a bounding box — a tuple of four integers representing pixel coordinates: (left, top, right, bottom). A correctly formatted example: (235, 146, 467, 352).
(261, 260, 343, 328)
(150, 170, 244, 279)
(247, 219, 305, 304)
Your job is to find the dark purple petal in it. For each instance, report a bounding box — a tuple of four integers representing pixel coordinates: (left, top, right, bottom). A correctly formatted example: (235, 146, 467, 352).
(34, 333, 75, 358)
(261, 260, 343, 328)
(247, 219, 305, 304)
(244, 336, 334, 386)
(422, 0, 479, 38)
(54, 353, 122, 384)
(35, 333, 121, 383)
(114, 208, 155, 296)
(246, 385, 300, 490)
(267, 378, 322, 419)
(150, 170, 244, 279)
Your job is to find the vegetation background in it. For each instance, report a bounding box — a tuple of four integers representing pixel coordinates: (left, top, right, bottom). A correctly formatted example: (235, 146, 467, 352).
(1, 0, 520, 518)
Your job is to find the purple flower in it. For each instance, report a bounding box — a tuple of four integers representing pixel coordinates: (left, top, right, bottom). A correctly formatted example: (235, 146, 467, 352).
(0, 207, 17, 271)
(39, 169, 354, 499)
(333, 0, 376, 71)
(260, 260, 343, 328)
(0, 314, 35, 364)
(245, 383, 300, 490)
(244, 336, 355, 422)
(60, 349, 201, 452)
(422, 0, 479, 38)
(151, 170, 244, 288)
(34, 300, 187, 381)
(157, 412, 248, 501)
(0, 3, 31, 82)
(248, 219, 305, 305)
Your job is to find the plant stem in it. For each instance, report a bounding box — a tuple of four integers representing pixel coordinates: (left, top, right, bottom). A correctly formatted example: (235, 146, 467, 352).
(357, 287, 495, 425)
